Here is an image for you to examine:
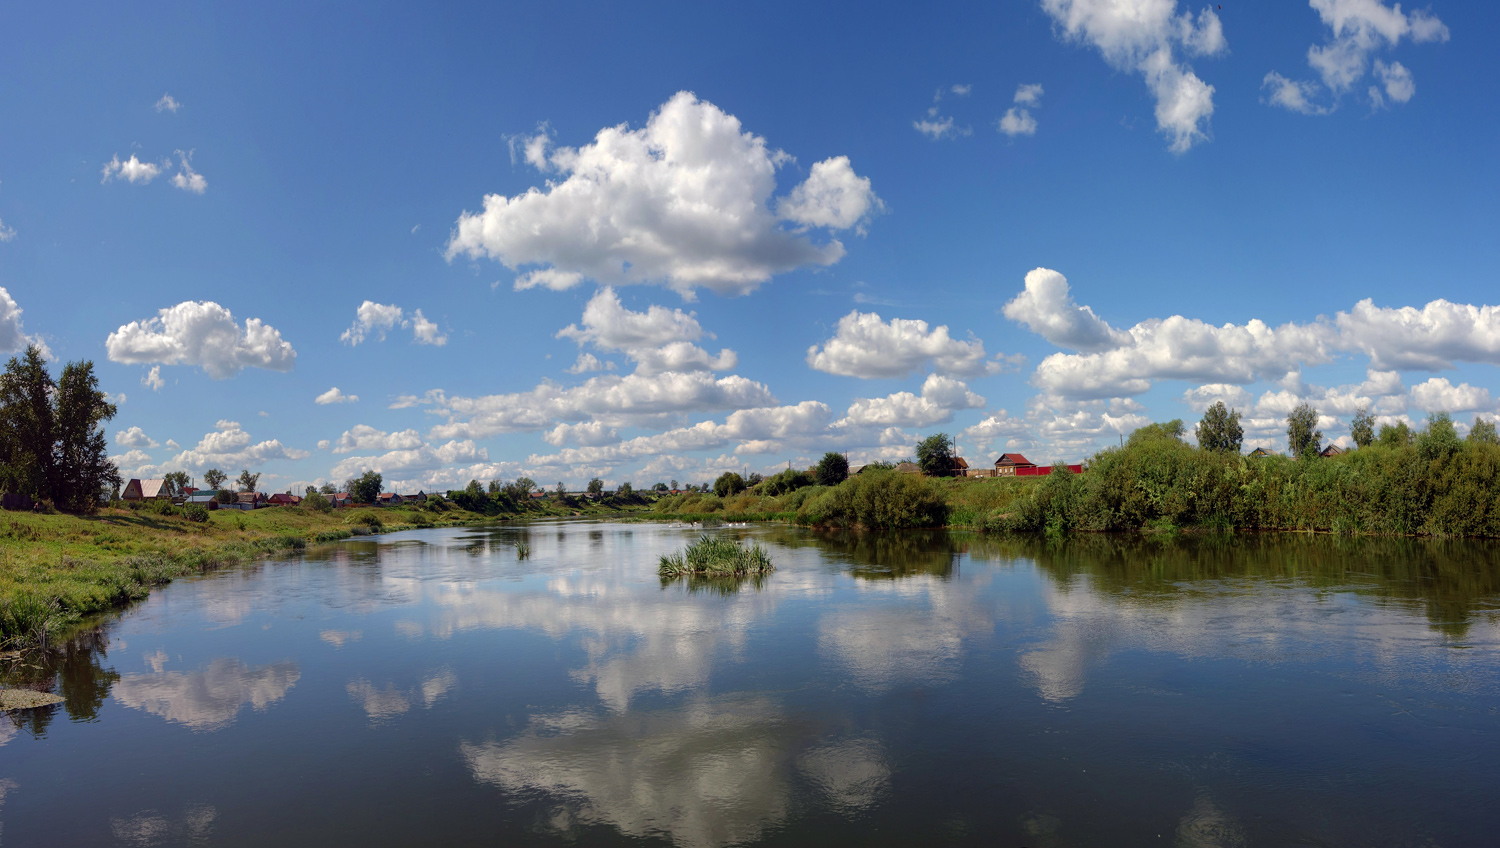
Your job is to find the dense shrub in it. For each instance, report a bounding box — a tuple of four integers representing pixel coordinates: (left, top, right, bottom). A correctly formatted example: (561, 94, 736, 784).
(759, 468, 813, 496)
(302, 491, 332, 512)
(143, 498, 176, 517)
(182, 504, 209, 523)
(797, 469, 947, 529)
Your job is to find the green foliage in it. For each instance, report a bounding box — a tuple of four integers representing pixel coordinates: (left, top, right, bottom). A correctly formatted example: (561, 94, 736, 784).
(1378, 421, 1413, 448)
(350, 470, 383, 504)
(302, 491, 332, 512)
(1195, 403, 1243, 453)
(214, 489, 235, 505)
(1470, 416, 1499, 445)
(143, 497, 176, 517)
(587, 477, 604, 496)
(1286, 402, 1322, 458)
(237, 469, 261, 493)
(203, 468, 227, 490)
(1129, 419, 1185, 446)
(1416, 412, 1461, 462)
(163, 471, 191, 497)
(617, 481, 634, 497)
(0, 346, 120, 512)
(182, 504, 209, 523)
(915, 433, 954, 477)
(797, 469, 947, 529)
(348, 511, 383, 529)
(713, 471, 746, 498)
(815, 452, 850, 486)
(1351, 407, 1376, 448)
(658, 534, 774, 577)
(760, 468, 813, 496)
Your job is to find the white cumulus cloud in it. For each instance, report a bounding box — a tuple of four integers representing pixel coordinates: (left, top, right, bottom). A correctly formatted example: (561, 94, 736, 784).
(114, 426, 159, 448)
(0, 286, 46, 354)
(1041, 0, 1226, 152)
(1408, 378, 1493, 414)
(839, 375, 986, 428)
(340, 301, 445, 346)
(807, 310, 1002, 379)
(556, 287, 735, 376)
(170, 150, 207, 194)
(330, 425, 425, 455)
(1002, 268, 1131, 352)
(105, 301, 296, 379)
(445, 91, 877, 298)
(998, 83, 1045, 137)
(315, 387, 358, 405)
(101, 154, 163, 185)
(142, 365, 165, 391)
(154, 94, 182, 113)
(173, 420, 310, 470)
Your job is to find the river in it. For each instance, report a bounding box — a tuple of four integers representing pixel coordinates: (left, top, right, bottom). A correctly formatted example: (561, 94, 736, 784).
(3, 521, 1498, 846)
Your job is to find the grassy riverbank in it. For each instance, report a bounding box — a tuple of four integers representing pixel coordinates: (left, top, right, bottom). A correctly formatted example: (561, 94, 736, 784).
(0, 496, 647, 648)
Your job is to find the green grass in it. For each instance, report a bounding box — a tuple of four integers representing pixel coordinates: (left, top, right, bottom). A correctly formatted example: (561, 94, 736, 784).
(658, 534, 775, 577)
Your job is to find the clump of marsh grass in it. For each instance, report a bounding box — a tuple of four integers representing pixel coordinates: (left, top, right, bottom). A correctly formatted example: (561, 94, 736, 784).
(658, 534, 774, 577)
(516, 540, 530, 560)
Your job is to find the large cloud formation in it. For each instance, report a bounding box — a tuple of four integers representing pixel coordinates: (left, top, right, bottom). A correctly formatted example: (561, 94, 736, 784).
(556, 288, 736, 376)
(0, 286, 46, 355)
(106, 301, 296, 379)
(445, 91, 880, 298)
(1009, 268, 1500, 401)
(1041, 0, 1226, 152)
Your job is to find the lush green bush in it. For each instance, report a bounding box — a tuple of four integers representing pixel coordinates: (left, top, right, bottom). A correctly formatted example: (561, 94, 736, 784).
(182, 504, 209, 523)
(759, 468, 813, 496)
(302, 491, 332, 512)
(347, 511, 383, 529)
(143, 497, 176, 517)
(797, 469, 947, 529)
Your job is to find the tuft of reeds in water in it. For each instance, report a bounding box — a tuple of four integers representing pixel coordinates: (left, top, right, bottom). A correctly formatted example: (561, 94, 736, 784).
(658, 534, 774, 577)
(516, 540, 530, 560)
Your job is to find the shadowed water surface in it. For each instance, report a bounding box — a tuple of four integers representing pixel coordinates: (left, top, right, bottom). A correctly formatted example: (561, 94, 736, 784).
(3, 521, 1499, 846)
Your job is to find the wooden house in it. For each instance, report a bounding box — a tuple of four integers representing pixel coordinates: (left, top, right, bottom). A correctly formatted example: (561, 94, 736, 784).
(122, 478, 170, 501)
(894, 462, 921, 475)
(329, 492, 351, 508)
(1247, 447, 1272, 458)
(1319, 444, 1345, 458)
(993, 454, 1036, 476)
(949, 457, 970, 477)
(377, 492, 404, 506)
(268, 493, 301, 506)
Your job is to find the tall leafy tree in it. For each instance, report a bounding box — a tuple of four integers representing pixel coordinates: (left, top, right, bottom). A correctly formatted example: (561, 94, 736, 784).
(587, 477, 604, 496)
(1377, 422, 1413, 448)
(1286, 403, 1322, 458)
(50, 359, 120, 511)
(163, 471, 191, 496)
(237, 469, 261, 492)
(203, 468, 228, 491)
(1194, 403, 1243, 453)
(713, 472, 745, 497)
(815, 451, 850, 486)
(0, 345, 57, 497)
(1350, 407, 1376, 448)
(350, 470, 383, 504)
(1128, 419, 1185, 446)
(1469, 416, 1499, 445)
(915, 433, 954, 477)
(0, 347, 119, 511)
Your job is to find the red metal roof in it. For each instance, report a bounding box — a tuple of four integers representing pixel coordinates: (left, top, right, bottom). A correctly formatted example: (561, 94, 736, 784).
(995, 453, 1035, 467)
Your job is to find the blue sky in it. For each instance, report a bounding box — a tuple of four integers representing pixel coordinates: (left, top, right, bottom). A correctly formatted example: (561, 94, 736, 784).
(2, 0, 1497, 492)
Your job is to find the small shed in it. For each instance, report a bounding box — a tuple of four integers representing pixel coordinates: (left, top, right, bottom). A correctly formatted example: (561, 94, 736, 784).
(185, 492, 219, 510)
(949, 457, 970, 476)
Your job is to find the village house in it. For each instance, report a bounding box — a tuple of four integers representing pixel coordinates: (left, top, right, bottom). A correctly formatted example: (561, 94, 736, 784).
(329, 492, 351, 508)
(268, 493, 301, 507)
(993, 454, 1036, 476)
(377, 493, 404, 506)
(1247, 447, 1273, 458)
(121, 478, 170, 501)
(1319, 445, 1346, 458)
(949, 457, 969, 476)
(894, 461, 921, 474)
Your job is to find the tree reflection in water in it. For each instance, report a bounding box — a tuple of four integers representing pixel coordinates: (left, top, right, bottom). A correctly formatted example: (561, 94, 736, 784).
(1, 627, 119, 739)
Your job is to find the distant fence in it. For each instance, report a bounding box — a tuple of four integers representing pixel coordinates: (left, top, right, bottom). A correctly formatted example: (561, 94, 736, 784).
(1013, 464, 1084, 477)
(1, 493, 35, 511)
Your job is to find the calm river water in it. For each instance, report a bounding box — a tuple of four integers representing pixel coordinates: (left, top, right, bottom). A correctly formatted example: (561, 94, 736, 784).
(3, 521, 1500, 846)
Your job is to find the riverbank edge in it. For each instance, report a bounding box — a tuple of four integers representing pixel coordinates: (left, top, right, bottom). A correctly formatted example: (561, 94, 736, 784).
(0, 503, 650, 649)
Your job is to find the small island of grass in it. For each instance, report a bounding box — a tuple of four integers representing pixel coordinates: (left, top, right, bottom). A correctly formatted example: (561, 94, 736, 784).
(658, 535, 774, 577)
